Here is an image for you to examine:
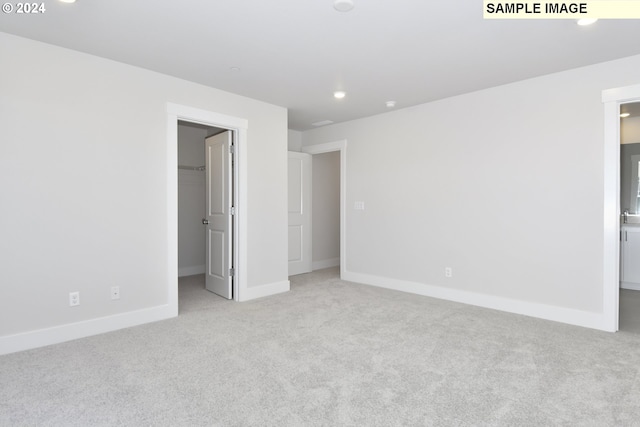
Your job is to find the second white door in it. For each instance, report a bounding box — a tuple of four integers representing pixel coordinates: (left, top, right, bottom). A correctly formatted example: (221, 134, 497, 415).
(288, 152, 312, 276)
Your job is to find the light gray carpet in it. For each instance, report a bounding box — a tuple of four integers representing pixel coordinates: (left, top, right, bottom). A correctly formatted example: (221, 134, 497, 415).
(2, 268, 640, 426)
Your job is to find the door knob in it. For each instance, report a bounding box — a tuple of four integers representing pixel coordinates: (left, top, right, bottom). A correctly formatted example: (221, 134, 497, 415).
(202, 218, 209, 225)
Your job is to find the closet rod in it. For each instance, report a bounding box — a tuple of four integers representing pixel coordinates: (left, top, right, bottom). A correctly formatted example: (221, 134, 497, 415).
(178, 165, 205, 171)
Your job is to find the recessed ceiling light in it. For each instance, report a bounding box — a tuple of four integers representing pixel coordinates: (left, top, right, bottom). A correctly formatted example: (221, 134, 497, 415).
(577, 18, 598, 26)
(59, 0, 76, 3)
(386, 101, 396, 108)
(334, 0, 354, 12)
(620, 113, 631, 118)
(229, 67, 240, 72)
(333, 91, 346, 99)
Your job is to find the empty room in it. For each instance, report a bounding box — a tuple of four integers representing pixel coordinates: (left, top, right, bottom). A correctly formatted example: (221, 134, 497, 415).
(2, 1, 640, 425)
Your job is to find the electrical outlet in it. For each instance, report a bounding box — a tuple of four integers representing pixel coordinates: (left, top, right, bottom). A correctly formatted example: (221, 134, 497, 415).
(354, 201, 365, 210)
(111, 286, 120, 300)
(445, 267, 453, 278)
(69, 291, 80, 307)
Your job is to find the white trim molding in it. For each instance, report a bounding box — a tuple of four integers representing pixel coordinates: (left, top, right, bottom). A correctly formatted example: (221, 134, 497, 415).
(0, 305, 174, 356)
(602, 83, 640, 332)
(343, 271, 606, 331)
(302, 140, 348, 280)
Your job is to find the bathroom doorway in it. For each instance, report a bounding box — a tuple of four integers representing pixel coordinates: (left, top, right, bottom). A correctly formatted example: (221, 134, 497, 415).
(619, 101, 640, 333)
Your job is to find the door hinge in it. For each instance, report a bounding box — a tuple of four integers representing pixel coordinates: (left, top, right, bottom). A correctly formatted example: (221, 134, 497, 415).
(229, 267, 235, 277)
(230, 206, 236, 215)
(230, 145, 235, 154)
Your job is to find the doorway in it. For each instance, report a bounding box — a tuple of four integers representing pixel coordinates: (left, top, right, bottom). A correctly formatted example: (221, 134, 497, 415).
(311, 151, 341, 271)
(167, 103, 248, 314)
(602, 84, 640, 332)
(618, 101, 640, 332)
(177, 122, 234, 308)
(302, 139, 347, 278)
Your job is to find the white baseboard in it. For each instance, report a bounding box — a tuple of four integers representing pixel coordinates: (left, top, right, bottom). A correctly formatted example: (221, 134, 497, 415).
(342, 271, 606, 331)
(241, 280, 290, 302)
(178, 265, 205, 277)
(0, 304, 176, 356)
(313, 258, 340, 270)
(621, 282, 640, 291)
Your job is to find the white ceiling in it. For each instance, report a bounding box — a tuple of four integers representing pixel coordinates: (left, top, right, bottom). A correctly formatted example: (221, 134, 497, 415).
(2, 0, 640, 130)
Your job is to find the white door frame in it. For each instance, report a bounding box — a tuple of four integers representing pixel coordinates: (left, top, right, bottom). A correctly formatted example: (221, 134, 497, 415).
(602, 83, 640, 332)
(167, 103, 247, 312)
(302, 140, 347, 278)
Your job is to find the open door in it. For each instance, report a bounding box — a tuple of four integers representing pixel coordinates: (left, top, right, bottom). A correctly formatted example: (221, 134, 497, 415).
(288, 151, 312, 275)
(204, 131, 233, 299)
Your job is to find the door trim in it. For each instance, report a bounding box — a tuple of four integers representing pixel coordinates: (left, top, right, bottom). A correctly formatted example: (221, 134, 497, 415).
(302, 140, 347, 278)
(167, 103, 247, 310)
(602, 83, 640, 332)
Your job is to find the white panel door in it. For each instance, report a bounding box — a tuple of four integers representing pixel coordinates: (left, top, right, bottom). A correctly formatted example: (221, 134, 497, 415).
(204, 131, 233, 299)
(288, 152, 312, 276)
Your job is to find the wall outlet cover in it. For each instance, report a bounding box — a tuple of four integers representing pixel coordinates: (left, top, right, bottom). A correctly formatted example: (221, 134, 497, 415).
(69, 291, 80, 306)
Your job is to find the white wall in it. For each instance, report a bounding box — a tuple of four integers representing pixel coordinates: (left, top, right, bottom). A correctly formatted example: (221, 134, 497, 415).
(312, 152, 340, 269)
(177, 124, 207, 276)
(302, 54, 640, 329)
(0, 33, 288, 350)
(622, 116, 640, 144)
